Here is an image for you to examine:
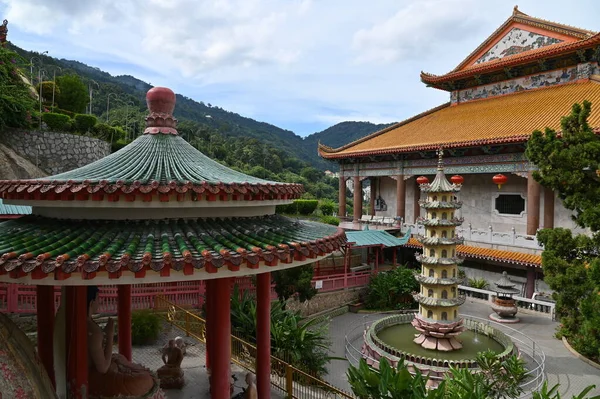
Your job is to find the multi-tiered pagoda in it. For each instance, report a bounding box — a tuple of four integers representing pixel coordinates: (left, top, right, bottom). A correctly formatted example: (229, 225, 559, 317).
(412, 149, 466, 352)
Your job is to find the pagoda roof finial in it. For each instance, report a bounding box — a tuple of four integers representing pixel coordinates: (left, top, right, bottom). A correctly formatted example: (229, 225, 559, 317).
(436, 147, 444, 171)
(144, 87, 178, 135)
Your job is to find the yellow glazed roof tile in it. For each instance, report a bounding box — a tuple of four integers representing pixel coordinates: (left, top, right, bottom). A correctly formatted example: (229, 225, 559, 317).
(320, 81, 600, 158)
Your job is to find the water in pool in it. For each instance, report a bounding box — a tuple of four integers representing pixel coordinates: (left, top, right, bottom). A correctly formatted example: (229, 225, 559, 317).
(377, 324, 505, 361)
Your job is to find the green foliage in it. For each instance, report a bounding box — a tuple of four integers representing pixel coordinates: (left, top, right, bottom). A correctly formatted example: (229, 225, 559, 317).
(273, 264, 317, 304)
(364, 267, 419, 310)
(468, 278, 488, 290)
(295, 199, 319, 215)
(230, 285, 331, 377)
(73, 113, 97, 132)
(0, 47, 37, 129)
(319, 199, 336, 216)
(348, 351, 532, 399)
(92, 122, 125, 144)
(131, 310, 162, 346)
(37, 81, 58, 104)
(56, 74, 88, 114)
(53, 108, 75, 118)
(319, 215, 340, 226)
(532, 382, 599, 399)
(42, 112, 71, 131)
(526, 102, 600, 364)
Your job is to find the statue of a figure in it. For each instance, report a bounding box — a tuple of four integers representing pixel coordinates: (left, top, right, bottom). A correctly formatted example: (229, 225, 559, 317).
(244, 373, 258, 399)
(157, 339, 185, 389)
(0, 20, 8, 47)
(87, 286, 165, 399)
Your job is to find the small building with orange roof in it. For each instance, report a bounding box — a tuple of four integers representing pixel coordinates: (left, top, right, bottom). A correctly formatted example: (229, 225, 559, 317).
(319, 6, 598, 298)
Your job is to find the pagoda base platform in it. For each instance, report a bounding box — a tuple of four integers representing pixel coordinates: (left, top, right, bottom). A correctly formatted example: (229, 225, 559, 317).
(413, 334, 463, 351)
(488, 313, 520, 324)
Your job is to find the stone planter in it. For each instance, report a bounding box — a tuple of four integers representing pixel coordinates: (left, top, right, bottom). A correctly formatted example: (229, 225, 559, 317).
(349, 302, 365, 313)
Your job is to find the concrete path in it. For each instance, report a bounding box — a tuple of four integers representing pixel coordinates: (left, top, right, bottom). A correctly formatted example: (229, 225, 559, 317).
(323, 299, 600, 397)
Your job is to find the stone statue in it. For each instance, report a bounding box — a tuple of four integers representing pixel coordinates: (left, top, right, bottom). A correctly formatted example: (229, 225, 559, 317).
(86, 286, 165, 399)
(157, 339, 185, 389)
(244, 373, 258, 399)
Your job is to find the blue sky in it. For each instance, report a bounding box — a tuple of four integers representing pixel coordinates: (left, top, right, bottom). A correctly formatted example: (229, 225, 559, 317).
(1, 0, 598, 137)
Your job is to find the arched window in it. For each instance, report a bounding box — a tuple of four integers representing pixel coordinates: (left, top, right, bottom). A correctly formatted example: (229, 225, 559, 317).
(442, 196, 447, 202)
(442, 230, 447, 238)
(429, 249, 435, 257)
(452, 269, 456, 278)
(442, 212, 448, 220)
(430, 230, 436, 237)
(427, 310, 433, 319)
(441, 249, 448, 258)
(431, 212, 437, 219)
(451, 287, 456, 298)
(451, 230, 455, 238)
(451, 212, 454, 218)
(452, 249, 456, 257)
(454, 310, 457, 319)
(441, 270, 448, 278)
(441, 312, 448, 321)
(429, 268, 435, 277)
(428, 289, 434, 298)
(432, 195, 438, 201)
(441, 290, 448, 299)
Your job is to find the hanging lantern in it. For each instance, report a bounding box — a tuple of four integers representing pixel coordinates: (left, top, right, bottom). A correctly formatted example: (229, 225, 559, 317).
(450, 175, 464, 185)
(492, 174, 508, 189)
(416, 176, 429, 185)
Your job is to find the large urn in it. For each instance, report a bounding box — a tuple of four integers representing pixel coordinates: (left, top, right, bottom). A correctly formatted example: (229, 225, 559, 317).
(490, 271, 521, 323)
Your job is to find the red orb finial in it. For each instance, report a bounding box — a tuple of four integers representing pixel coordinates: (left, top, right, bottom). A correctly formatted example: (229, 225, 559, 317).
(492, 174, 508, 189)
(144, 87, 178, 135)
(416, 176, 429, 185)
(450, 175, 464, 185)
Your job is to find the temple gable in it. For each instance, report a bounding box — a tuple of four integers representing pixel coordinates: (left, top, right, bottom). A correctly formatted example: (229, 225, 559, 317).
(474, 27, 563, 65)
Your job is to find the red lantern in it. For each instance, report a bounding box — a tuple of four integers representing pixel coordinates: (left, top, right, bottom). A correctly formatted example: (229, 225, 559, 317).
(492, 174, 508, 189)
(450, 175, 464, 185)
(416, 176, 429, 185)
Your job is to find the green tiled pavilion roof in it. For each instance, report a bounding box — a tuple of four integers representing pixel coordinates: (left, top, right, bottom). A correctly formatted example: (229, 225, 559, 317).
(0, 215, 345, 279)
(0, 199, 31, 216)
(345, 229, 411, 248)
(0, 87, 302, 203)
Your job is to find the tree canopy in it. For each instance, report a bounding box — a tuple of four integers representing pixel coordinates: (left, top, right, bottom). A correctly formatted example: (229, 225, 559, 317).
(56, 74, 88, 114)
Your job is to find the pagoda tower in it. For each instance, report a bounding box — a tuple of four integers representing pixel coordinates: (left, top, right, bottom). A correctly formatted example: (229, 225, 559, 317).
(411, 149, 466, 352)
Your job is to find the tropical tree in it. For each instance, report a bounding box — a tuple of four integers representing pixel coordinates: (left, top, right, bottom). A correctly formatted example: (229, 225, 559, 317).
(272, 264, 317, 305)
(56, 74, 87, 113)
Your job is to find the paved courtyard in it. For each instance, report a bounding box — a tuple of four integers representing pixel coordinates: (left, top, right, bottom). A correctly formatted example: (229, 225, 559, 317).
(133, 299, 599, 398)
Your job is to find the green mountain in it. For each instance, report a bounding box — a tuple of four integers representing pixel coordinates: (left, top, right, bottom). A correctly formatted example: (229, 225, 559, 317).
(8, 44, 393, 171)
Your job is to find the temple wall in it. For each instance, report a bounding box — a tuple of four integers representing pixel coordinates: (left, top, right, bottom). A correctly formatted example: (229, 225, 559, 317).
(0, 129, 111, 175)
(375, 176, 397, 217)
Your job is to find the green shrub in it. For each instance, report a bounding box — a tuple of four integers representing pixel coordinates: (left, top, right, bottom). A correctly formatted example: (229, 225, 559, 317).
(295, 199, 319, 215)
(468, 277, 488, 290)
(53, 108, 75, 118)
(365, 267, 419, 310)
(42, 112, 71, 131)
(275, 203, 297, 214)
(131, 310, 162, 346)
(319, 199, 336, 216)
(73, 114, 97, 132)
(319, 215, 340, 226)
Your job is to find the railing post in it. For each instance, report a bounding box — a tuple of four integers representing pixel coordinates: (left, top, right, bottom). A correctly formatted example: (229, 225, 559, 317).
(8, 283, 18, 313)
(285, 365, 293, 399)
(185, 312, 190, 337)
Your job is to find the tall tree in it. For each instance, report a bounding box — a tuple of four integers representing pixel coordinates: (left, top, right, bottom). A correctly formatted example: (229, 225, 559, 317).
(56, 74, 87, 113)
(526, 101, 600, 363)
(0, 47, 36, 128)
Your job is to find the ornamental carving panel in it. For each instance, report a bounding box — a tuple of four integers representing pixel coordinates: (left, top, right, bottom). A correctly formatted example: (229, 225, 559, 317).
(475, 28, 562, 65)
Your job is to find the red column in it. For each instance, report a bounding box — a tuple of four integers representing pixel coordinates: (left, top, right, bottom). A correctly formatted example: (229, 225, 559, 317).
(369, 177, 376, 216)
(544, 188, 555, 229)
(413, 179, 421, 223)
(205, 279, 213, 371)
(117, 285, 132, 361)
(392, 248, 397, 267)
(65, 286, 88, 399)
(527, 171, 541, 235)
(37, 285, 55, 387)
(338, 174, 346, 218)
(353, 176, 362, 222)
(525, 267, 536, 298)
(257, 272, 271, 398)
(375, 247, 379, 272)
(396, 175, 405, 220)
(211, 277, 232, 398)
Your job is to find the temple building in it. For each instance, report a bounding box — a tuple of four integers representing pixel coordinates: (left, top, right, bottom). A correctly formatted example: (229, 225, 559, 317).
(319, 7, 600, 297)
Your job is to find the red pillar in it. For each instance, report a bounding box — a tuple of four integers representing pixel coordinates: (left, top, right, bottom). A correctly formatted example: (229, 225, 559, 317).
(392, 248, 397, 267)
(413, 179, 421, 223)
(338, 174, 346, 218)
(353, 176, 362, 223)
(37, 285, 55, 387)
(118, 285, 132, 361)
(211, 277, 232, 398)
(396, 175, 406, 220)
(544, 188, 555, 229)
(525, 267, 536, 298)
(369, 177, 376, 216)
(205, 279, 213, 371)
(375, 247, 379, 272)
(257, 272, 271, 398)
(527, 171, 541, 235)
(65, 286, 88, 399)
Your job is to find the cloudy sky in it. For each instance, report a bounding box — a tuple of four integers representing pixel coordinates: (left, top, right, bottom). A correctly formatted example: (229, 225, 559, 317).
(1, 0, 598, 136)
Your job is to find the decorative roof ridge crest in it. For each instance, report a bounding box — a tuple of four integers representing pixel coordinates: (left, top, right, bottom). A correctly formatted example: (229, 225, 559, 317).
(144, 87, 179, 135)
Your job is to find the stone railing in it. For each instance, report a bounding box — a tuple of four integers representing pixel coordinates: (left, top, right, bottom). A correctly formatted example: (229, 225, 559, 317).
(402, 222, 543, 250)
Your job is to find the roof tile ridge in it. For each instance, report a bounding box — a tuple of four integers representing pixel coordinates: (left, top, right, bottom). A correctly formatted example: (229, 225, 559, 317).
(513, 13, 597, 38)
(319, 102, 450, 154)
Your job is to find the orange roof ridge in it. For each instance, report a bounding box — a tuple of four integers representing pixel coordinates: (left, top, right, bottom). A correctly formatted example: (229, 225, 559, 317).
(318, 102, 450, 155)
(449, 7, 596, 74)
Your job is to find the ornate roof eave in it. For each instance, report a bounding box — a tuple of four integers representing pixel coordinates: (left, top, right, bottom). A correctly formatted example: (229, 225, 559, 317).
(0, 215, 346, 283)
(420, 32, 600, 88)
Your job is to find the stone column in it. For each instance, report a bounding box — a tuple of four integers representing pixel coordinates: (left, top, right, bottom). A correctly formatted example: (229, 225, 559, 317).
(527, 171, 541, 235)
(338, 174, 346, 218)
(353, 176, 362, 222)
(256, 272, 271, 398)
(544, 188, 555, 229)
(369, 177, 376, 215)
(396, 175, 405, 220)
(413, 179, 421, 223)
